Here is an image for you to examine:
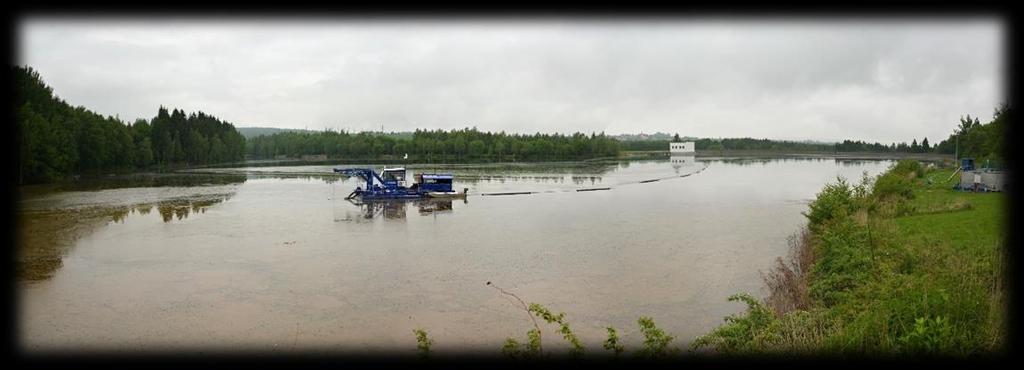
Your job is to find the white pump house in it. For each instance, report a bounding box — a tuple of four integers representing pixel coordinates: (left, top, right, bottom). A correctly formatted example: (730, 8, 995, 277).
(669, 141, 695, 155)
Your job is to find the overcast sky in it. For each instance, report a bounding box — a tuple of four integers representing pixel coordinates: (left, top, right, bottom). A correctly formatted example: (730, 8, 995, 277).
(18, 17, 1004, 143)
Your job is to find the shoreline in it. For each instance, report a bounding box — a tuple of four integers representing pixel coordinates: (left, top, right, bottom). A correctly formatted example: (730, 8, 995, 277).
(623, 149, 952, 161)
(692, 160, 1006, 354)
(17, 154, 937, 189)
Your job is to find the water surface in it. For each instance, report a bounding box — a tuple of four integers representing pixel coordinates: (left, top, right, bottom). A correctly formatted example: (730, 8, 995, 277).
(17, 157, 894, 354)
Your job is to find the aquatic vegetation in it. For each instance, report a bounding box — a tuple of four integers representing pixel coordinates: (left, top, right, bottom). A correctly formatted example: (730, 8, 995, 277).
(413, 329, 433, 359)
(16, 192, 235, 281)
(602, 327, 624, 357)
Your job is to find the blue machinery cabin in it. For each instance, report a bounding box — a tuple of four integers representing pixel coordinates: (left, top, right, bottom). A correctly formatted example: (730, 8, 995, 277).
(417, 173, 455, 193)
(954, 157, 1008, 192)
(333, 167, 468, 201)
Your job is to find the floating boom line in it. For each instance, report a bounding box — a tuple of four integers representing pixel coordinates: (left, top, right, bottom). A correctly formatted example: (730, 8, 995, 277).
(475, 163, 710, 197)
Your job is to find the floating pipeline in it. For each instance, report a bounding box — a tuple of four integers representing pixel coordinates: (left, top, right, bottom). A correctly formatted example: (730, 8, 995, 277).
(339, 163, 711, 198)
(480, 191, 536, 196)
(472, 163, 710, 197)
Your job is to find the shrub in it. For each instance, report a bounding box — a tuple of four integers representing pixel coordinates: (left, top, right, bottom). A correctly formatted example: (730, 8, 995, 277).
(501, 329, 543, 360)
(763, 228, 814, 316)
(899, 316, 954, 354)
(637, 316, 676, 358)
(501, 337, 523, 358)
(808, 218, 873, 307)
(769, 309, 840, 353)
(690, 293, 779, 354)
(804, 177, 857, 233)
(696, 155, 1004, 356)
(413, 329, 433, 359)
(526, 329, 542, 355)
(528, 303, 584, 358)
(603, 327, 625, 357)
(891, 159, 925, 178)
(873, 171, 914, 201)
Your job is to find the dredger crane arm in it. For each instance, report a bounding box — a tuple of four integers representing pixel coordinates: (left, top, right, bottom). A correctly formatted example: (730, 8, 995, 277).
(333, 168, 386, 191)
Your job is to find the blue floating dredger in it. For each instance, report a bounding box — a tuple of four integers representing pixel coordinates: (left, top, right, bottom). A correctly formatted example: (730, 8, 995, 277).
(333, 166, 468, 201)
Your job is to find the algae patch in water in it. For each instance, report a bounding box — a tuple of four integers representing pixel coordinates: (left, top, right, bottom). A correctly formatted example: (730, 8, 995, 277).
(16, 193, 234, 282)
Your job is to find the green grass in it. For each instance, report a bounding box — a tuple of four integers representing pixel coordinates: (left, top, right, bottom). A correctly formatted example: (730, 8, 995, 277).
(884, 169, 1007, 354)
(898, 174, 1004, 252)
(693, 162, 1007, 356)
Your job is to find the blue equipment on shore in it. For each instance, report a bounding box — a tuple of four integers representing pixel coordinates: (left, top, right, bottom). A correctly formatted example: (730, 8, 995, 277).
(961, 158, 975, 171)
(333, 167, 466, 201)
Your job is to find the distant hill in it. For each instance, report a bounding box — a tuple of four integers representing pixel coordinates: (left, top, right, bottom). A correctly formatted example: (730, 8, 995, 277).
(237, 127, 418, 140)
(235, 126, 312, 139)
(613, 132, 681, 141)
(769, 138, 837, 145)
(613, 133, 835, 145)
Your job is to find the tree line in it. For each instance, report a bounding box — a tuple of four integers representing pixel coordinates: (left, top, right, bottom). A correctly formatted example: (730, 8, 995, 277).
(246, 128, 621, 161)
(931, 105, 1009, 165)
(620, 137, 831, 152)
(14, 66, 246, 184)
(621, 136, 942, 153)
(620, 107, 1010, 163)
(16, 63, 1007, 183)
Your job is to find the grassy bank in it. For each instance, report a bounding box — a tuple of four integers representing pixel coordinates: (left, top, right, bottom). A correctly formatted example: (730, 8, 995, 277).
(692, 160, 1007, 356)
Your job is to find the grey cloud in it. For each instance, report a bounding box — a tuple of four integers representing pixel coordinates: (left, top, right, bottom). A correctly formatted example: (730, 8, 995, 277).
(18, 18, 1003, 143)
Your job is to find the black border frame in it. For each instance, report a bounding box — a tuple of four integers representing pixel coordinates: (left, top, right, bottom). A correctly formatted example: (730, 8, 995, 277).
(3, 2, 1018, 368)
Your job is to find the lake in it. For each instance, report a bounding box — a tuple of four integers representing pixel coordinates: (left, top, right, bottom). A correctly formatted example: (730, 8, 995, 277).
(17, 157, 895, 354)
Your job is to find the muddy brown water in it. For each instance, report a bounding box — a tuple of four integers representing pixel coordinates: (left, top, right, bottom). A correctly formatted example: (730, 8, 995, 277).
(17, 158, 894, 354)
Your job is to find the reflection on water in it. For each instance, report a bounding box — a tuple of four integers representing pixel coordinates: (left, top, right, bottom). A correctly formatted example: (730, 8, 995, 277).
(188, 162, 616, 186)
(17, 184, 239, 281)
(670, 155, 698, 174)
(103, 195, 236, 225)
(190, 158, 901, 187)
(154, 195, 234, 223)
(247, 173, 342, 184)
(700, 156, 917, 168)
(570, 176, 602, 185)
(188, 157, 919, 184)
(337, 198, 465, 222)
(418, 199, 455, 215)
(708, 157, 833, 166)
